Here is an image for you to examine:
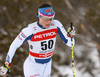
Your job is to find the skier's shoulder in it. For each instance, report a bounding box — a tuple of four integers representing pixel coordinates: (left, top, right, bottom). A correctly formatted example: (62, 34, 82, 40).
(28, 21, 37, 28)
(23, 21, 37, 31)
(21, 22, 37, 36)
(52, 19, 63, 27)
(53, 19, 61, 23)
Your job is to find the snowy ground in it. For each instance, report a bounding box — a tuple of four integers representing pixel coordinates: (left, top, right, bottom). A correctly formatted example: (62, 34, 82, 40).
(52, 43, 100, 77)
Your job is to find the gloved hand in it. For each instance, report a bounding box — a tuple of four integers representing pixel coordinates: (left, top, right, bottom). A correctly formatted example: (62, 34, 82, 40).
(67, 26, 76, 37)
(0, 61, 11, 76)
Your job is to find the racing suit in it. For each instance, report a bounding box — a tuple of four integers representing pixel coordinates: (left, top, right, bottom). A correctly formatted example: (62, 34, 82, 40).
(6, 20, 75, 77)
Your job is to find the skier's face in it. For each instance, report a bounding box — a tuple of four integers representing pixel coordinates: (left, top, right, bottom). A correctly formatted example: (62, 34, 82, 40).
(39, 17, 53, 29)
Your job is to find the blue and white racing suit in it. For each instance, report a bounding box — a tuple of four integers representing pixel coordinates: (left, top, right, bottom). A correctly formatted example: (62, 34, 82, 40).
(6, 20, 75, 77)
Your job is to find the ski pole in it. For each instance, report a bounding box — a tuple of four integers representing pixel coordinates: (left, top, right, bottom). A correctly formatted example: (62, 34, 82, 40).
(70, 22, 75, 77)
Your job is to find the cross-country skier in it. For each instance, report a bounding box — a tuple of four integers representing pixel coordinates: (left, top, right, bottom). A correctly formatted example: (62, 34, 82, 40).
(0, 3, 75, 77)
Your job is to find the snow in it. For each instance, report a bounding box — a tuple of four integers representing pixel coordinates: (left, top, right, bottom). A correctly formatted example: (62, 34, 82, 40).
(74, 45, 86, 58)
(52, 42, 100, 77)
(53, 64, 93, 77)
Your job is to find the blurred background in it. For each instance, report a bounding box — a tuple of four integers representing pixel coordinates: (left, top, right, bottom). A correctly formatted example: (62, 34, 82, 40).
(0, 0, 100, 77)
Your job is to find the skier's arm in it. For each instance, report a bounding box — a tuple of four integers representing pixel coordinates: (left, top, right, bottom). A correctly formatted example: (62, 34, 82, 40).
(55, 20, 75, 47)
(6, 27, 32, 63)
(0, 25, 33, 76)
(0, 32, 25, 76)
